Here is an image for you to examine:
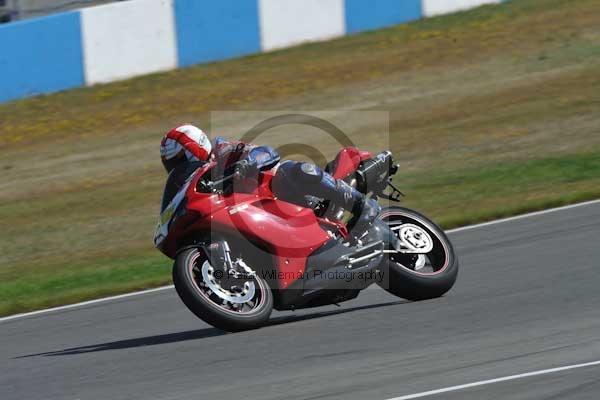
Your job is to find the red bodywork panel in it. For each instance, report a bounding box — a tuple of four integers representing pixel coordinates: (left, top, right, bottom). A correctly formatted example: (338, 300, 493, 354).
(160, 164, 330, 289)
(329, 147, 372, 180)
(160, 147, 368, 289)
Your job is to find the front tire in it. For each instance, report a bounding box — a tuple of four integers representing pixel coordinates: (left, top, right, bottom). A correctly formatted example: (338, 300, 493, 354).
(173, 247, 273, 332)
(378, 206, 459, 301)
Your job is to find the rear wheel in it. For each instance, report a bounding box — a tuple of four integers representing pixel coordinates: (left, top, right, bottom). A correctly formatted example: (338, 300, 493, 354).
(378, 206, 458, 300)
(173, 247, 273, 332)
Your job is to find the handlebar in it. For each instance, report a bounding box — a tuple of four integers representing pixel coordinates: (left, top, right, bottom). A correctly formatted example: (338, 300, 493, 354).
(204, 160, 258, 193)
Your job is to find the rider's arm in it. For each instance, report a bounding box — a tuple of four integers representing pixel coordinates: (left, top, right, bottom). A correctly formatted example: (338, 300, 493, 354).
(244, 145, 280, 171)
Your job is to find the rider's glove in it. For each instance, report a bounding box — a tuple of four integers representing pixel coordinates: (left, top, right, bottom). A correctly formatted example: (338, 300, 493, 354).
(233, 159, 258, 180)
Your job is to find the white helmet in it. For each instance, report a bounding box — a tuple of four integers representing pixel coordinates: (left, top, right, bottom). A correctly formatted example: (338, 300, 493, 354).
(160, 124, 212, 172)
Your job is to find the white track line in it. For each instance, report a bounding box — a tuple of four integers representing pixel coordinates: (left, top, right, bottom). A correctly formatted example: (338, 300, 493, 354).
(386, 360, 600, 400)
(0, 285, 174, 323)
(1, 198, 599, 323)
(446, 199, 600, 234)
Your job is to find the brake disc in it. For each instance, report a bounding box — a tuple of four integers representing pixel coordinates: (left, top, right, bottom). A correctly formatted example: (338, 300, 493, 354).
(395, 224, 434, 254)
(201, 261, 256, 304)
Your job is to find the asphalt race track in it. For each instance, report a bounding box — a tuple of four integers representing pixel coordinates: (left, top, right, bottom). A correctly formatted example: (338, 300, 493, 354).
(2, 201, 600, 400)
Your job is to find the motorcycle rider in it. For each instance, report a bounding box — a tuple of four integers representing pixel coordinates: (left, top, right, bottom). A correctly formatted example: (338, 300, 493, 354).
(160, 124, 380, 235)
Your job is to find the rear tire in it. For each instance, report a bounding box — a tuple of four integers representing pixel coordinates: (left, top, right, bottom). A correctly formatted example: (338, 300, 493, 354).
(378, 206, 458, 301)
(173, 247, 273, 332)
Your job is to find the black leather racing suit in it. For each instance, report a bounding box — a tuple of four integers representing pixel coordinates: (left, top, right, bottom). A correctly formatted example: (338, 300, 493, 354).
(213, 137, 380, 233)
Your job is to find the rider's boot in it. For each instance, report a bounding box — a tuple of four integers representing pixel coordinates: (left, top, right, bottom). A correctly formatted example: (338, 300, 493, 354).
(330, 177, 381, 237)
(351, 197, 381, 237)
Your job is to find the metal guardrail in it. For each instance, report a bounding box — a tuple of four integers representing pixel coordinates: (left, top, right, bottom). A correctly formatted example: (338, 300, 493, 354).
(1, 0, 124, 22)
(0, 0, 14, 23)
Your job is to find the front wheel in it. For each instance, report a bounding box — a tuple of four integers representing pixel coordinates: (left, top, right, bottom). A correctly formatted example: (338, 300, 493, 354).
(378, 206, 459, 301)
(173, 247, 273, 332)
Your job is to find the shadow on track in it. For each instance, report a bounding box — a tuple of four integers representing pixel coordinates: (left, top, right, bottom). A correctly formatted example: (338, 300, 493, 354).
(15, 299, 407, 358)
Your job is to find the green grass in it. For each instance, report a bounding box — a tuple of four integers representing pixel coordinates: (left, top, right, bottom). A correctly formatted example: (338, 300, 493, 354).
(3, 150, 600, 316)
(401, 150, 600, 227)
(1, 0, 599, 315)
(0, 252, 167, 315)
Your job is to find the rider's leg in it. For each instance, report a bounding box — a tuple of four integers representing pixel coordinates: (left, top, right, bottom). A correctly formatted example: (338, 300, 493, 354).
(272, 161, 380, 233)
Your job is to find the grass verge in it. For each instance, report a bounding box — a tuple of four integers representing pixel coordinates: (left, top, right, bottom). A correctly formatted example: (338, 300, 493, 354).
(2, 150, 599, 316)
(1, 0, 599, 315)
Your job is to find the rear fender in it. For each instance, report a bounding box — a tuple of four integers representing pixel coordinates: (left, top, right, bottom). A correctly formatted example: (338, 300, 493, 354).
(328, 147, 373, 180)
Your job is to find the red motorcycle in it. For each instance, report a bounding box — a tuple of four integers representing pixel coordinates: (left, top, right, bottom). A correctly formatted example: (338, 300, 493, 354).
(154, 148, 458, 331)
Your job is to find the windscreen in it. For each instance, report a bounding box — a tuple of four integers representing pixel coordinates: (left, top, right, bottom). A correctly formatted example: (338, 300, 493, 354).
(160, 162, 205, 212)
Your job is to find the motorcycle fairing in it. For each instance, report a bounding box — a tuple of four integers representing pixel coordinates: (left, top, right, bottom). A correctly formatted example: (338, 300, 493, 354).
(155, 150, 398, 295)
(204, 197, 332, 289)
(158, 167, 332, 289)
(275, 221, 391, 310)
(154, 168, 201, 249)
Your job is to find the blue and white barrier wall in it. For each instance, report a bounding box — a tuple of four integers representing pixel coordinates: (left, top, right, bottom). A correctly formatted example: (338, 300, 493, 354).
(0, 11, 85, 102)
(0, 0, 502, 103)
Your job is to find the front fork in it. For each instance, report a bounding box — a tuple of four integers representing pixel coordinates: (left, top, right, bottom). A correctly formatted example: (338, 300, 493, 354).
(203, 240, 255, 279)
